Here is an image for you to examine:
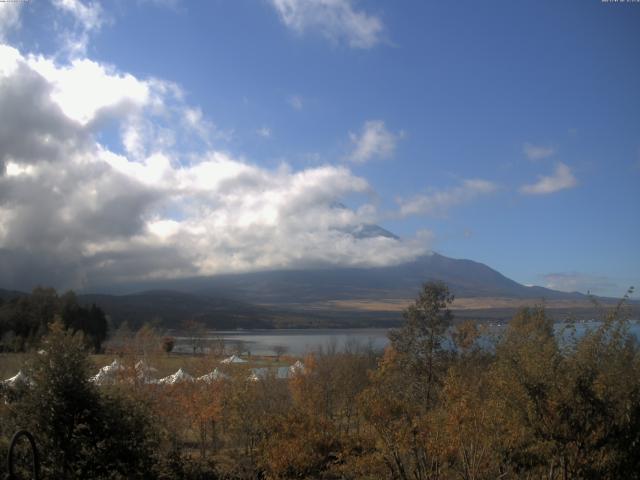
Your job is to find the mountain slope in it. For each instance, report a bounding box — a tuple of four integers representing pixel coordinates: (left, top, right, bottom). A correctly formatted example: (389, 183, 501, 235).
(182, 253, 584, 304)
(3, 252, 633, 329)
(92, 252, 587, 305)
(78, 290, 275, 329)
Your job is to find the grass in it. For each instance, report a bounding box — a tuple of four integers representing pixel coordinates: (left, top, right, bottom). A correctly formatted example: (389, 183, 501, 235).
(321, 297, 623, 312)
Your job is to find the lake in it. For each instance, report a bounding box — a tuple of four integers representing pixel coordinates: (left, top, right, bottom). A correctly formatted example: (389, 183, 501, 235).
(174, 328, 391, 356)
(173, 320, 640, 356)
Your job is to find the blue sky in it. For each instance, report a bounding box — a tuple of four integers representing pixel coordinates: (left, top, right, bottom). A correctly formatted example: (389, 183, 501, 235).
(0, 0, 638, 296)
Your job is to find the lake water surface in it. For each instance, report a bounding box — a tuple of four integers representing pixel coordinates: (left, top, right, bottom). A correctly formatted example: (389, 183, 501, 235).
(173, 320, 640, 356)
(174, 328, 390, 355)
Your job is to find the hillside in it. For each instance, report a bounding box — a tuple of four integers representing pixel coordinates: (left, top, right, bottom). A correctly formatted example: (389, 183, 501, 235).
(77, 290, 276, 330)
(101, 252, 587, 304)
(2, 252, 634, 329)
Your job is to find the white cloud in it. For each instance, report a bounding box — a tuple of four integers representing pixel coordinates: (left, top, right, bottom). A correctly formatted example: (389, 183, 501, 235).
(520, 162, 577, 195)
(53, 0, 104, 32)
(181, 106, 232, 143)
(523, 142, 555, 160)
(27, 55, 151, 125)
(348, 120, 401, 163)
(270, 0, 384, 49)
(51, 0, 105, 56)
(0, 44, 428, 290)
(0, 43, 20, 76)
(288, 94, 303, 110)
(6, 47, 214, 162)
(541, 272, 618, 295)
(0, 2, 22, 41)
(257, 126, 272, 138)
(398, 179, 497, 217)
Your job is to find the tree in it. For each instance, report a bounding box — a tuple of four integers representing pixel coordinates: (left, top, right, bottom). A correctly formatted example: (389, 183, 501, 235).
(388, 281, 454, 405)
(272, 345, 288, 361)
(59, 294, 108, 353)
(19, 320, 160, 479)
(183, 319, 206, 355)
(489, 304, 640, 479)
(162, 336, 176, 354)
(352, 282, 457, 480)
(0, 288, 108, 353)
(135, 323, 162, 357)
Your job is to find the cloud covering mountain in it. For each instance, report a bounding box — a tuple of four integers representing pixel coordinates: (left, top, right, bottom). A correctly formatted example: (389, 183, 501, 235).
(0, 0, 637, 298)
(0, 43, 428, 291)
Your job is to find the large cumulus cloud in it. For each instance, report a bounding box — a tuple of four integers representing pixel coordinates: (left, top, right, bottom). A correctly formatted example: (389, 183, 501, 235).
(0, 44, 427, 291)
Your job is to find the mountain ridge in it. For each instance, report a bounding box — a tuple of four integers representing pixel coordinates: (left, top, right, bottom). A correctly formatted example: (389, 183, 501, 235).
(2, 252, 634, 329)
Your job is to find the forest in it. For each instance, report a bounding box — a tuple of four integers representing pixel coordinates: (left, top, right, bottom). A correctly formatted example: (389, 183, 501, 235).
(0, 287, 108, 353)
(0, 282, 639, 480)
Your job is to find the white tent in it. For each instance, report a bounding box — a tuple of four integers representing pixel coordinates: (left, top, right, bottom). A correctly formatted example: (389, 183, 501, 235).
(220, 354, 248, 364)
(289, 360, 305, 375)
(158, 368, 194, 385)
(90, 359, 125, 385)
(102, 359, 124, 373)
(3, 370, 31, 388)
(197, 368, 227, 383)
(90, 371, 109, 385)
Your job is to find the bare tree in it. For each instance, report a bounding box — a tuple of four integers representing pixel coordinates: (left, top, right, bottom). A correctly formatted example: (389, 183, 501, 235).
(272, 345, 288, 360)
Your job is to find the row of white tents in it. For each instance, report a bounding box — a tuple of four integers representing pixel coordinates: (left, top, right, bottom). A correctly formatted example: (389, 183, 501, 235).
(87, 356, 305, 386)
(2, 356, 306, 388)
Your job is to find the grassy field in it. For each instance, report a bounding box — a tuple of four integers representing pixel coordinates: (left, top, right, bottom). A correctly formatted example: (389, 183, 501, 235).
(319, 296, 624, 312)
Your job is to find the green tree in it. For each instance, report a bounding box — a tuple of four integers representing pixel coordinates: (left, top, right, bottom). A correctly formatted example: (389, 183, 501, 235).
(388, 280, 454, 405)
(19, 320, 160, 479)
(0, 288, 108, 352)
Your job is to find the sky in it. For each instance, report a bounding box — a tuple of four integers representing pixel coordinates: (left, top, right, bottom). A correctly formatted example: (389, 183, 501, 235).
(0, 0, 638, 297)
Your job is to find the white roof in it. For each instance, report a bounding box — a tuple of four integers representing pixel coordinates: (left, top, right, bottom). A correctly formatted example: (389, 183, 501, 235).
(221, 354, 248, 364)
(3, 370, 30, 387)
(90, 359, 125, 385)
(197, 368, 227, 383)
(100, 359, 125, 374)
(158, 368, 194, 385)
(90, 370, 114, 385)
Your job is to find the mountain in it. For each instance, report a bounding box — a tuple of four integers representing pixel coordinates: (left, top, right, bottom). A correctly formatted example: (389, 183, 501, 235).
(0, 289, 27, 301)
(110, 252, 584, 305)
(77, 290, 278, 329)
(2, 214, 631, 328)
(68, 251, 616, 328)
(2, 251, 634, 329)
